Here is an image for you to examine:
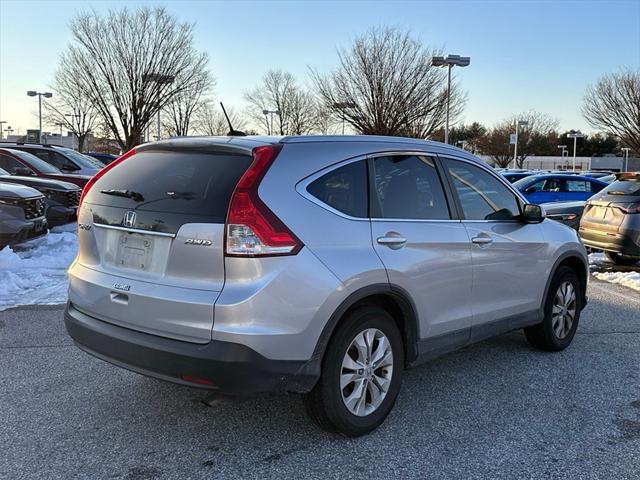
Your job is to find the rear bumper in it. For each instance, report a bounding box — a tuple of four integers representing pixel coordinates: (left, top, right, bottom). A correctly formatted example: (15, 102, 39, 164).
(579, 227, 640, 257)
(64, 302, 319, 395)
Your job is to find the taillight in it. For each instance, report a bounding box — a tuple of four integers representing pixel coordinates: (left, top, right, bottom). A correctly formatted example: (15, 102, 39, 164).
(225, 144, 303, 257)
(616, 202, 640, 214)
(78, 148, 137, 207)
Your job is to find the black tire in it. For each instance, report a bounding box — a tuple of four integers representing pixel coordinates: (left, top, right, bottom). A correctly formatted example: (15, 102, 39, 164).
(605, 251, 640, 266)
(524, 266, 582, 351)
(303, 306, 404, 437)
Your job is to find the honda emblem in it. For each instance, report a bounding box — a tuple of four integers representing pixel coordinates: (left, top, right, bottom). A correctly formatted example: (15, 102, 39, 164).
(123, 211, 136, 228)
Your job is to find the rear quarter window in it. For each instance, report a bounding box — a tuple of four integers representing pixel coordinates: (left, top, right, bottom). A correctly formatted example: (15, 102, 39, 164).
(307, 160, 367, 218)
(88, 150, 252, 221)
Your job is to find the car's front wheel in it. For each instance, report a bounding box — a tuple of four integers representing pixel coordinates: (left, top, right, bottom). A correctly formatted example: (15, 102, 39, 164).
(524, 265, 582, 351)
(605, 251, 640, 266)
(303, 306, 403, 437)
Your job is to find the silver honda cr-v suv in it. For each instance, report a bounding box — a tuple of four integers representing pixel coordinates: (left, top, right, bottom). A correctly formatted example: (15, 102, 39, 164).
(65, 135, 588, 436)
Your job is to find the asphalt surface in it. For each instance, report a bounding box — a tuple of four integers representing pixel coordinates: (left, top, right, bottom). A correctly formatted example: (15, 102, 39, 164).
(1, 280, 639, 480)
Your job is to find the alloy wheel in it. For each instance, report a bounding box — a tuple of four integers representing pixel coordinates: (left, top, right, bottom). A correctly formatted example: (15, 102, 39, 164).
(340, 328, 394, 416)
(552, 281, 576, 340)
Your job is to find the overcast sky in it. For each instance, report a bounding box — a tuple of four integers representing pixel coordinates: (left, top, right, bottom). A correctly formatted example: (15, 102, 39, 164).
(0, 0, 639, 136)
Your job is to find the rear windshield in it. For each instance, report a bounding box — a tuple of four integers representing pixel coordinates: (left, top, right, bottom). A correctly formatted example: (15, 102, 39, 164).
(599, 178, 640, 197)
(88, 150, 252, 220)
(58, 148, 104, 169)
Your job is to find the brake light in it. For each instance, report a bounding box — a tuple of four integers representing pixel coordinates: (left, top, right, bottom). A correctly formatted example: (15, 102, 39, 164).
(225, 144, 303, 257)
(78, 148, 137, 207)
(616, 202, 640, 214)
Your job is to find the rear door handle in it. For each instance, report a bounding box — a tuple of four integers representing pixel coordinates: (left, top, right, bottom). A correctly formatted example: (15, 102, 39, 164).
(377, 235, 407, 249)
(471, 236, 493, 245)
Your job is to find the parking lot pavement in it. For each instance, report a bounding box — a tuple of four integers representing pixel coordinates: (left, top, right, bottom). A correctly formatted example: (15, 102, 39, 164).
(1, 281, 639, 480)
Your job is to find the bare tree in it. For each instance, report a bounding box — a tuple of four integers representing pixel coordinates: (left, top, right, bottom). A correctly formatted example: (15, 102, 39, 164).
(195, 102, 247, 135)
(44, 73, 100, 152)
(582, 70, 640, 153)
(476, 112, 559, 167)
(311, 27, 465, 138)
(244, 70, 317, 135)
(57, 7, 211, 150)
(163, 71, 214, 137)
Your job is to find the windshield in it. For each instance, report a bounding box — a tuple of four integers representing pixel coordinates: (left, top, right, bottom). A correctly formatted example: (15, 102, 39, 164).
(600, 178, 640, 197)
(7, 148, 62, 174)
(512, 175, 540, 189)
(58, 148, 103, 169)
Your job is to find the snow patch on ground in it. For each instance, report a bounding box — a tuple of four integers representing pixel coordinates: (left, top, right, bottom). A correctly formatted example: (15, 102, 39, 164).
(0, 223, 77, 311)
(588, 252, 606, 265)
(592, 270, 640, 292)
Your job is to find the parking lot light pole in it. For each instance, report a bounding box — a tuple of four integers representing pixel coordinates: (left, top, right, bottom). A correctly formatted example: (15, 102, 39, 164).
(5, 126, 13, 138)
(332, 102, 357, 134)
(512, 120, 529, 169)
(557, 145, 567, 158)
(262, 109, 279, 136)
(27, 90, 53, 143)
(141, 74, 175, 141)
(0, 121, 6, 139)
(624, 147, 630, 172)
(431, 54, 470, 144)
(566, 131, 585, 171)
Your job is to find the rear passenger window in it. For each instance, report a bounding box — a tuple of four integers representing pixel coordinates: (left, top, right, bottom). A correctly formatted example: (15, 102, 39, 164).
(307, 161, 367, 218)
(371, 155, 450, 220)
(565, 180, 588, 192)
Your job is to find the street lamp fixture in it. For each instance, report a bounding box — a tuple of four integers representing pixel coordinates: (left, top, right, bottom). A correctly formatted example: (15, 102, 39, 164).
(566, 131, 585, 171)
(456, 140, 467, 150)
(512, 120, 529, 169)
(27, 90, 53, 143)
(5, 126, 14, 138)
(0, 120, 6, 140)
(431, 54, 471, 144)
(262, 109, 280, 136)
(557, 145, 568, 158)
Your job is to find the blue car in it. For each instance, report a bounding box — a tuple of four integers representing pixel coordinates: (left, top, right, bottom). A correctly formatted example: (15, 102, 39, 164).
(513, 174, 607, 204)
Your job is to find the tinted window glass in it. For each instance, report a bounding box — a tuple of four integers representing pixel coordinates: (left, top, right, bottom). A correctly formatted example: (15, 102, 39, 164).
(371, 155, 450, 220)
(89, 150, 252, 220)
(307, 160, 367, 218)
(7, 149, 61, 173)
(0, 153, 25, 174)
(447, 159, 521, 221)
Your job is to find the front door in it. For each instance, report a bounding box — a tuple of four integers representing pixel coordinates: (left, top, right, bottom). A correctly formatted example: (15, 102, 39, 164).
(442, 158, 548, 336)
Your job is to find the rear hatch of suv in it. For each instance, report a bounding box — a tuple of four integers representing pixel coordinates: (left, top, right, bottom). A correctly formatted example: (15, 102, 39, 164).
(580, 175, 640, 247)
(70, 141, 256, 343)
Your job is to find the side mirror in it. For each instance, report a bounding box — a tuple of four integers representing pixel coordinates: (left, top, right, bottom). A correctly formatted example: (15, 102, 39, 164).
(522, 204, 545, 224)
(14, 167, 34, 176)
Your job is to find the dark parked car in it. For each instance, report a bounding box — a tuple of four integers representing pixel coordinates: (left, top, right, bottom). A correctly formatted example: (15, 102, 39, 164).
(0, 167, 81, 226)
(500, 171, 534, 183)
(513, 174, 607, 204)
(0, 142, 102, 176)
(580, 172, 640, 266)
(543, 201, 585, 231)
(84, 152, 119, 165)
(582, 171, 614, 179)
(0, 182, 47, 248)
(0, 147, 91, 188)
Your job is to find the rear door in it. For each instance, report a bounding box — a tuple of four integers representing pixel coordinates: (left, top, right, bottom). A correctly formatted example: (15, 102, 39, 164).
(70, 147, 253, 343)
(369, 153, 473, 346)
(441, 157, 548, 336)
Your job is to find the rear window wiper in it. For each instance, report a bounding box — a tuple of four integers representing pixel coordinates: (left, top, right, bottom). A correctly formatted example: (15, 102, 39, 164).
(99, 189, 145, 202)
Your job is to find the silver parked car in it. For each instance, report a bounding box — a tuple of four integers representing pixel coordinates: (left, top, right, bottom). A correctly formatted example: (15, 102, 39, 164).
(65, 136, 589, 436)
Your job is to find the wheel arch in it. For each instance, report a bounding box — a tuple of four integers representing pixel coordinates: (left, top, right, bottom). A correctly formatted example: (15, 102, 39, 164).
(544, 252, 589, 309)
(312, 284, 420, 367)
